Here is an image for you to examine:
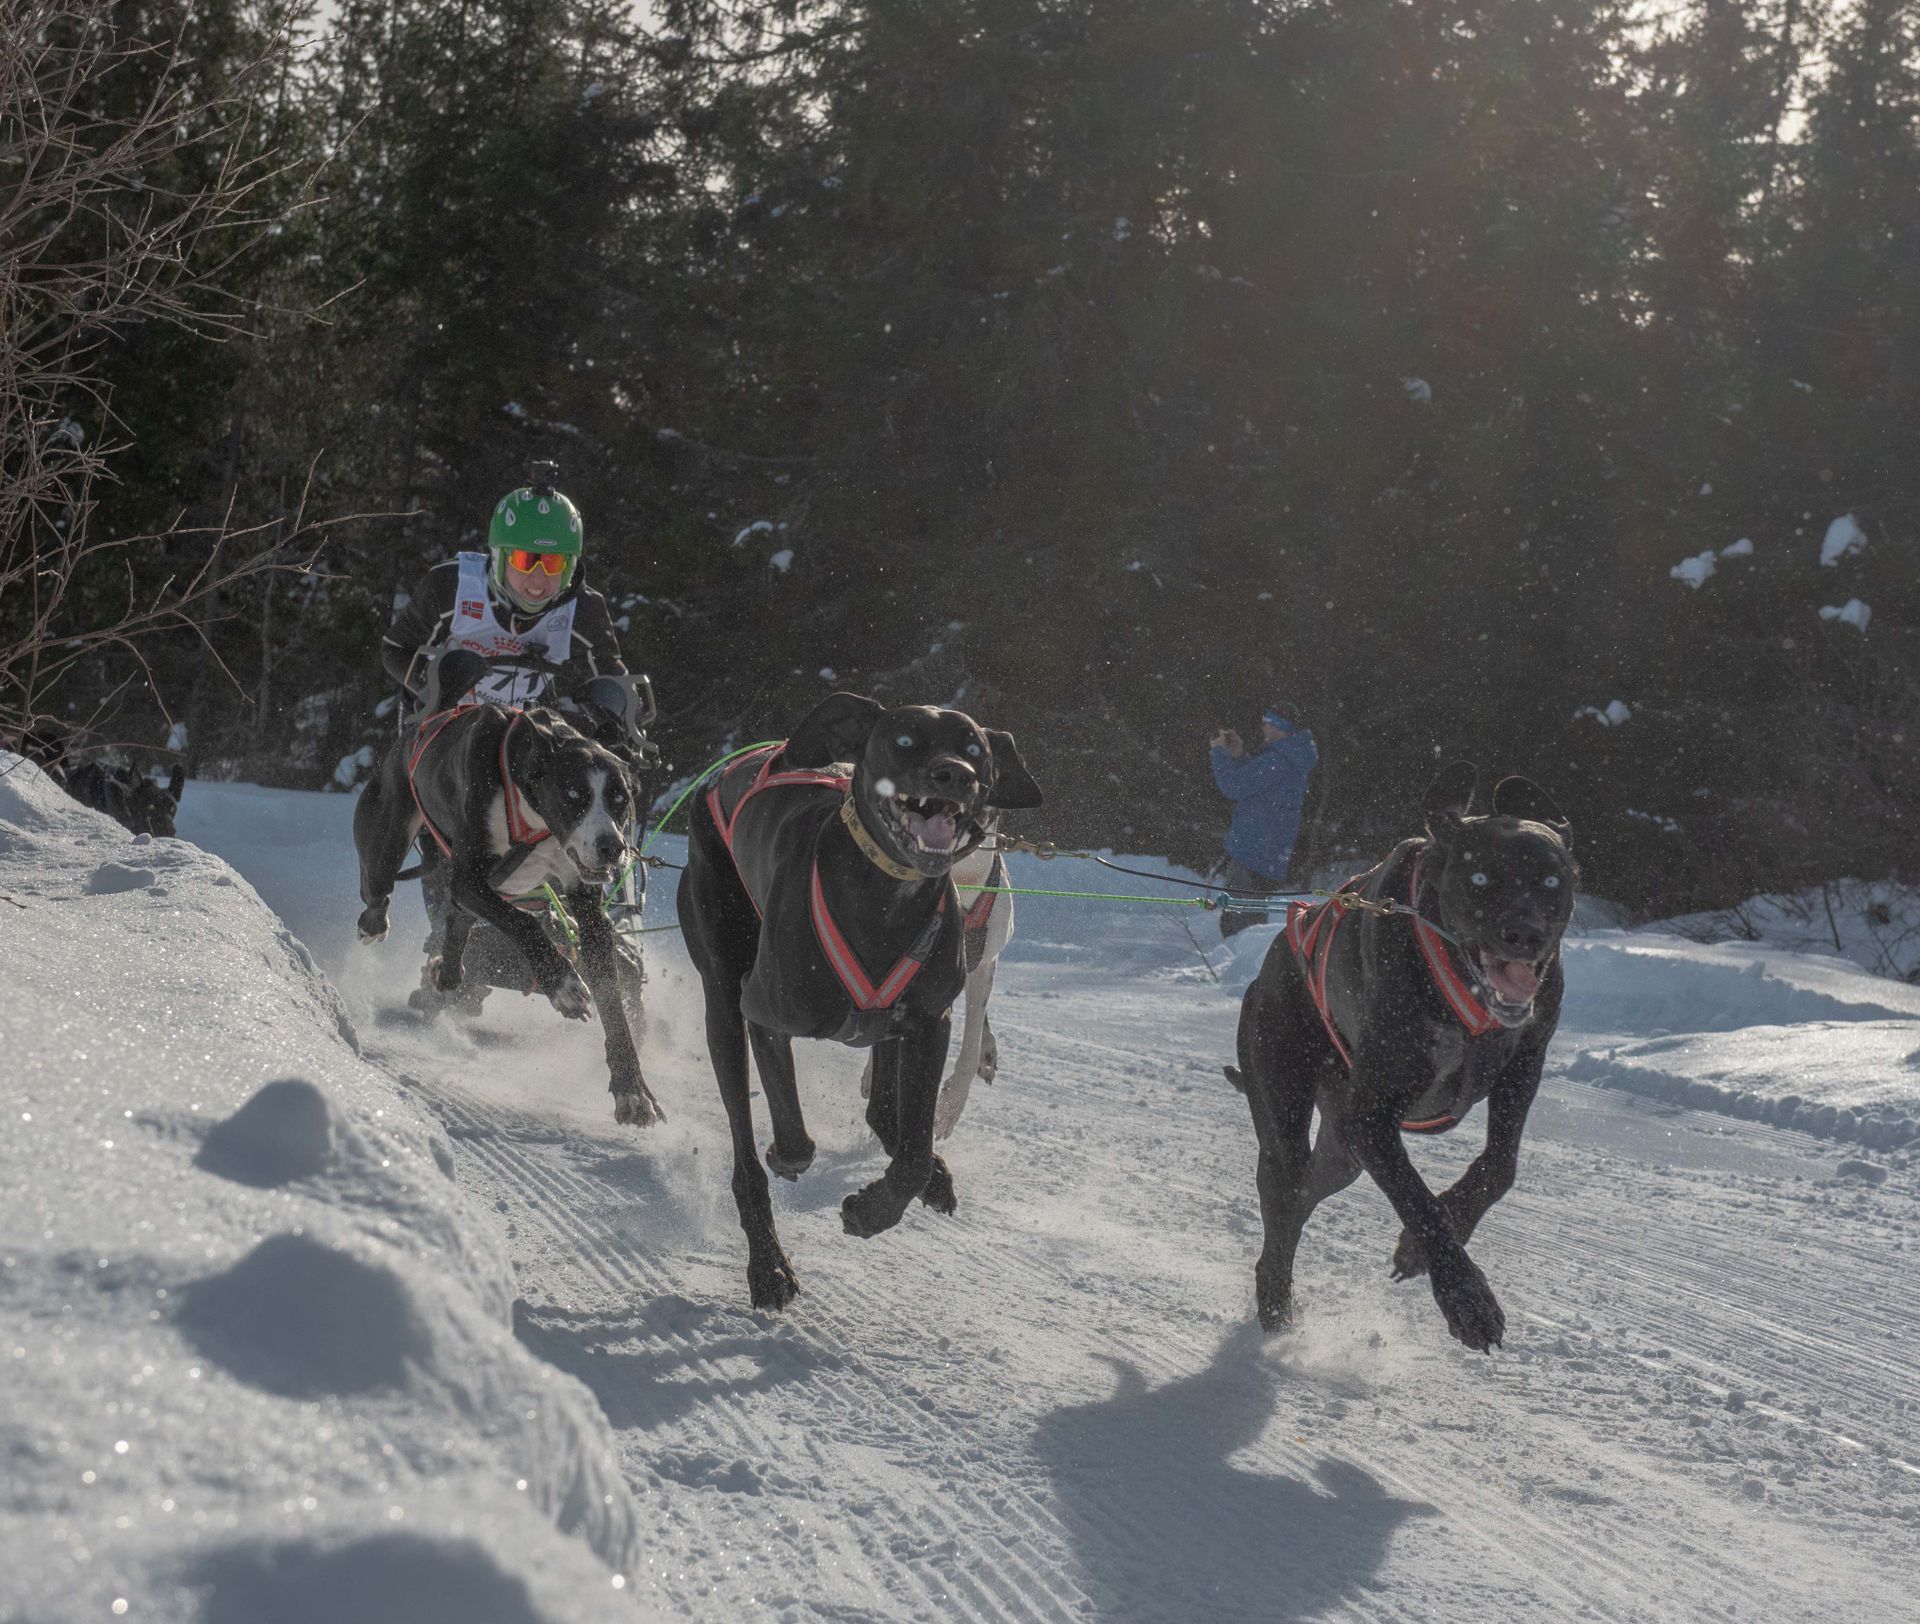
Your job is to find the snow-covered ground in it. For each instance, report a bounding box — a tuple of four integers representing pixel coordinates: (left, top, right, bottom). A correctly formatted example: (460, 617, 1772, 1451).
(7, 761, 1920, 1621)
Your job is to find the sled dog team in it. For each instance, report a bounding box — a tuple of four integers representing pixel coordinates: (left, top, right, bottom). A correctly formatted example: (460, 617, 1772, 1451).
(356, 686, 1575, 1354)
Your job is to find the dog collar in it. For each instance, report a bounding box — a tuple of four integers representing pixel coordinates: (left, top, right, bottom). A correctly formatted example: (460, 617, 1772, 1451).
(838, 796, 924, 882)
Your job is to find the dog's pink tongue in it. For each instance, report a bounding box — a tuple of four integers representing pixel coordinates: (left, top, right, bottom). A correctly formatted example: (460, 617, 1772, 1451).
(905, 808, 957, 851)
(1485, 957, 1541, 1003)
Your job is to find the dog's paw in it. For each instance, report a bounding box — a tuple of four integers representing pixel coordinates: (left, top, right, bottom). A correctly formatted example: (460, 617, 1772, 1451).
(356, 905, 389, 944)
(433, 954, 464, 993)
(932, 1077, 971, 1140)
(613, 1086, 664, 1128)
(920, 1156, 957, 1215)
(764, 1136, 816, 1180)
(747, 1250, 800, 1311)
(978, 1030, 998, 1083)
(1430, 1253, 1505, 1353)
(544, 967, 593, 1020)
(1255, 1260, 1295, 1332)
(841, 1181, 904, 1239)
(1257, 1295, 1296, 1334)
(1390, 1226, 1430, 1281)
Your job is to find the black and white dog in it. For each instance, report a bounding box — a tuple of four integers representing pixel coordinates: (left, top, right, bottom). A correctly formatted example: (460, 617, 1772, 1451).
(678, 692, 1042, 1310)
(352, 690, 664, 1129)
(1227, 762, 1576, 1352)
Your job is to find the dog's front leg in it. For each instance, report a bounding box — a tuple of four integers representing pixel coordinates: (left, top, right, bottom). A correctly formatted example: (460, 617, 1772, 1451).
(572, 887, 665, 1128)
(844, 1009, 955, 1238)
(748, 1023, 813, 1177)
(1337, 1053, 1506, 1352)
(445, 857, 590, 1018)
(1392, 1041, 1545, 1281)
(352, 756, 418, 943)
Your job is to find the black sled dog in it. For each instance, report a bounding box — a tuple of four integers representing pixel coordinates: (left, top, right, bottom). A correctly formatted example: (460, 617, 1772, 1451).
(1227, 762, 1576, 1352)
(64, 761, 186, 838)
(353, 682, 665, 1129)
(677, 692, 1042, 1310)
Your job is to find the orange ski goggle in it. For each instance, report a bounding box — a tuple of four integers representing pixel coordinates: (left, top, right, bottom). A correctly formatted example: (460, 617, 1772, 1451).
(504, 549, 568, 576)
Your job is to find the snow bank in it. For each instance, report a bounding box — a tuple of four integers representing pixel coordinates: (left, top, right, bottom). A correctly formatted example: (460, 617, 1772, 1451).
(1659, 879, 1920, 983)
(0, 755, 656, 1622)
(1561, 933, 1920, 1146)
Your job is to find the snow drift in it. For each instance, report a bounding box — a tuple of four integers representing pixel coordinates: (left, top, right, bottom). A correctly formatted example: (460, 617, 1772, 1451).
(0, 754, 655, 1623)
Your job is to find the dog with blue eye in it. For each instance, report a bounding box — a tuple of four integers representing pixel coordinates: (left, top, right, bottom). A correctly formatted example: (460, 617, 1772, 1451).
(1224, 762, 1577, 1352)
(352, 676, 664, 1130)
(677, 691, 1042, 1311)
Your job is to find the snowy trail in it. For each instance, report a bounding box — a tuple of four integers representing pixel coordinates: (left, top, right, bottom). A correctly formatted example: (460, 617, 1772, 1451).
(178, 784, 1920, 1622)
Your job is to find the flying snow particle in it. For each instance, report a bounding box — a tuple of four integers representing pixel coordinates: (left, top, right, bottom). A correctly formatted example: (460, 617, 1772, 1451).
(1575, 701, 1632, 727)
(1670, 551, 1717, 589)
(768, 549, 794, 573)
(1403, 378, 1432, 404)
(733, 520, 774, 548)
(1720, 538, 1754, 559)
(818, 667, 837, 681)
(1819, 600, 1871, 633)
(1820, 514, 1866, 567)
(333, 746, 376, 789)
(166, 721, 189, 754)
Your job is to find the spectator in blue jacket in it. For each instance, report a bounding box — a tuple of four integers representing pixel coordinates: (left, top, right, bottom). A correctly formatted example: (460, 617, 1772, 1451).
(1210, 706, 1319, 938)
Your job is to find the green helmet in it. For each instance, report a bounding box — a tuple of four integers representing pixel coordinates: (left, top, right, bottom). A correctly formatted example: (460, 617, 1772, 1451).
(488, 485, 584, 611)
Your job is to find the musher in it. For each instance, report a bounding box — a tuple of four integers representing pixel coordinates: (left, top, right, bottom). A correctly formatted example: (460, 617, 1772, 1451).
(380, 463, 649, 1013)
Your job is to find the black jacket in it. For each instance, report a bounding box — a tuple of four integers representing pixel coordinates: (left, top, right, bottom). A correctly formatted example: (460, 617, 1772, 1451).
(380, 557, 628, 698)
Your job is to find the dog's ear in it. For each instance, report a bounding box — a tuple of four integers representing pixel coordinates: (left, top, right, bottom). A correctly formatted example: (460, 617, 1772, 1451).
(1493, 775, 1571, 840)
(165, 764, 185, 803)
(1423, 760, 1479, 841)
(984, 729, 1043, 810)
(785, 691, 882, 768)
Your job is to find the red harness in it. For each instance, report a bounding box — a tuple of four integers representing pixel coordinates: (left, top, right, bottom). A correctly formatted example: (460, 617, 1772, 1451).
(1285, 851, 1497, 1133)
(407, 708, 550, 860)
(708, 744, 949, 1014)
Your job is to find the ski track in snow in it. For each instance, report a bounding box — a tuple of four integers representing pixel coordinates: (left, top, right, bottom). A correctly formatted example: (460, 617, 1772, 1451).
(181, 786, 1920, 1624)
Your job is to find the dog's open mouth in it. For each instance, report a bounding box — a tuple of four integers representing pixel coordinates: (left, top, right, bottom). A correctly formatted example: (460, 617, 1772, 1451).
(1473, 949, 1544, 1019)
(889, 792, 964, 856)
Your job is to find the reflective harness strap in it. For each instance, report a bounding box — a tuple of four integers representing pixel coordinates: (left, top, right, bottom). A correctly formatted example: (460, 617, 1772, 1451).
(808, 863, 948, 1011)
(1285, 852, 1497, 1133)
(705, 743, 843, 861)
(964, 851, 1006, 934)
(1405, 851, 1498, 1040)
(1286, 884, 1357, 1069)
(496, 713, 550, 848)
(707, 741, 949, 1014)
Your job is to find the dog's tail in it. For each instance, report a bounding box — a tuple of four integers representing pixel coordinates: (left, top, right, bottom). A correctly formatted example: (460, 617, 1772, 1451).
(1222, 1064, 1248, 1094)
